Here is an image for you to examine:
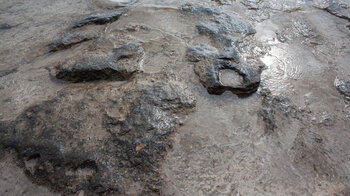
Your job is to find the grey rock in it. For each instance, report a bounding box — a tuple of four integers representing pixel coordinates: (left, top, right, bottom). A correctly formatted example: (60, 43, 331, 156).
(0, 23, 12, 30)
(56, 43, 142, 82)
(241, 0, 261, 10)
(326, 2, 350, 21)
(48, 32, 98, 52)
(276, 32, 294, 42)
(334, 77, 350, 97)
(0, 69, 17, 78)
(196, 22, 245, 46)
(259, 107, 277, 134)
(0, 73, 195, 195)
(196, 15, 255, 46)
(72, 12, 123, 28)
(187, 45, 261, 95)
(187, 44, 219, 62)
(187, 45, 240, 63)
(180, 4, 221, 16)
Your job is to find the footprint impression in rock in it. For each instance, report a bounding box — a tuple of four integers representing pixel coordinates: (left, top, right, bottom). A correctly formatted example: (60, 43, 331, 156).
(0, 5, 263, 195)
(183, 4, 263, 96)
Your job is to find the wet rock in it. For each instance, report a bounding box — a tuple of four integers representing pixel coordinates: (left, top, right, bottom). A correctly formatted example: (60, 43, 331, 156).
(56, 43, 142, 82)
(0, 73, 195, 195)
(289, 129, 346, 180)
(334, 77, 350, 97)
(326, 2, 350, 21)
(48, 32, 98, 52)
(195, 13, 255, 47)
(123, 23, 150, 32)
(72, 12, 123, 28)
(0, 23, 12, 30)
(258, 90, 305, 134)
(187, 45, 261, 95)
(241, 0, 261, 10)
(259, 107, 277, 134)
(276, 18, 316, 42)
(187, 44, 240, 63)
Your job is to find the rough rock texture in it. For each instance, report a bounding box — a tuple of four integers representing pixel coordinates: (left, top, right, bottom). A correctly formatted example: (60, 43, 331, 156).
(184, 6, 263, 96)
(0, 73, 195, 195)
(334, 77, 350, 97)
(1, 0, 350, 195)
(0, 69, 17, 78)
(72, 12, 123, 28)
(187, 45, 261, 95)
(0, 23, 12, 30)
(326, 2, 350, 21)
(56, 43, 142, 82)
(48, 32, 98, 52)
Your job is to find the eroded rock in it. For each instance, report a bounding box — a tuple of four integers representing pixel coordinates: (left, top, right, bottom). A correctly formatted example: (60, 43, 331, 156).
(334, 77, 350, 97)
(56, 43, 142, 82)
(0, 69, 17, 78)
(187, 44, 261, 95)
(72, 12, 123, 28)
(0, 73, 195, 195)
(241, 0, 261, 10)
(326, 2, 350, 21)
(180, 4, 221, 16)
(48, 32, 98, 52)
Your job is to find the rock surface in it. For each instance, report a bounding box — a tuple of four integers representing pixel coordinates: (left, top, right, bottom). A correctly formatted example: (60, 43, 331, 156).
(0, 0, 349, 195)
(0, 73, 195, 195)
(72, 12, 123, 28)
(55, 43, 142, 82)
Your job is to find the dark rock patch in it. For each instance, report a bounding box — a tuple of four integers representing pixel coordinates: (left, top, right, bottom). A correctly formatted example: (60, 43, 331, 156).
(180, 4, 221, 16)
(72, 12, 123, 28)
(289, 129, 346, 180)
(0, 68, 17, 77)
(187, 44, 261, 96)
(56, 43, 142, 82)
(258, 89, 308, 134)
(196, 19, 254, 46)
(0, 73, 195, 195)
(334, 78, 350, 98)
(241, 0, 261, 10)
(258, 107, 277, 134)
(192, 10, 255, 48)
(0, 23, 12, 30)
(326, 2, 350, 21)
(48, 32, 98, 52)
